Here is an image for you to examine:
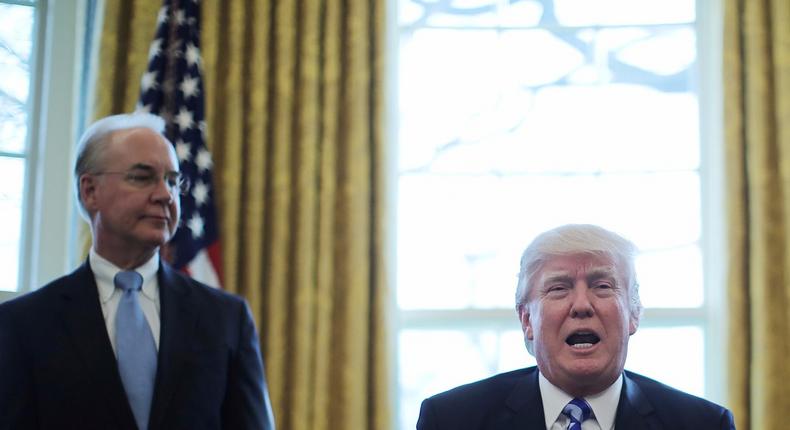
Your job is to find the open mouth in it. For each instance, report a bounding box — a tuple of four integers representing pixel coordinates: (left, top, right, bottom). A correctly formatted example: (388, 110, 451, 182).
(565, 331, 600, 349)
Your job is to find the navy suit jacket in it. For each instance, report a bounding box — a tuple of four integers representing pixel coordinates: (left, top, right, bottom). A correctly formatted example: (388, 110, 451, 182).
(417, 366, 735, 430)
(0, 261, 275, 430)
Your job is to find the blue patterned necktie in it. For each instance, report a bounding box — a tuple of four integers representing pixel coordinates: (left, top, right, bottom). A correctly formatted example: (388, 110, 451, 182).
(562, 398, 592, 430)
(115, 270, 157, 430)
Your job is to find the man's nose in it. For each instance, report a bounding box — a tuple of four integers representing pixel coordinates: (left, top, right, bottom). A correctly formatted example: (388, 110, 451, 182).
(569, 283, 594, 318)
(151, 176, 175, 203)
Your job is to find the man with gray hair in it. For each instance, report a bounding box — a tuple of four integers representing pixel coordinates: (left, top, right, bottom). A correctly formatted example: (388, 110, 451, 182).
(0, 113, 275, 430)
(417, 224, 734, 429)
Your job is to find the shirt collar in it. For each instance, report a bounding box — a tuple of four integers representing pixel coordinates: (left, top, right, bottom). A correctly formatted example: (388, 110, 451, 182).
(539, 370, 623, 430)
(90, 248, 160, 303)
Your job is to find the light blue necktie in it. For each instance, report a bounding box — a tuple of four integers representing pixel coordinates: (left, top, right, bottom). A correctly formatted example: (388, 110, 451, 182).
(115, 270, 157, 430)
(562, 398, 592, 430)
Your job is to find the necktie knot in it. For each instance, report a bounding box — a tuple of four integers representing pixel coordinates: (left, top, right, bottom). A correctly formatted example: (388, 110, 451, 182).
(562, 398, 592, 430)
(115, 271, 143, 292)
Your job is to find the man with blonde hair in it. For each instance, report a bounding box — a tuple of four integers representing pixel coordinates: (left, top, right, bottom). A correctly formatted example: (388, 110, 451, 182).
(417, 224, 734, 429)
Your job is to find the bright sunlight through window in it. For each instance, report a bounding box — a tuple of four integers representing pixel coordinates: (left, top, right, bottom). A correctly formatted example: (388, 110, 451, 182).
(0, 0, 36, 292)
(395, 1, 711, 428)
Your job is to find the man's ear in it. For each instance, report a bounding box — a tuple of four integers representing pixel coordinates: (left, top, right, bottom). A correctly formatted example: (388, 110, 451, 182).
(629, 315, 639, 336)
(80, 174, 98, 211)
(519, 306, 534, 340)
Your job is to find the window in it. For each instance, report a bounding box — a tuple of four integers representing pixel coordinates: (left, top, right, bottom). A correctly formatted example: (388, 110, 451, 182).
(0, 0, 36, 292)
(394, 0, 723, 428)
(0, 0, 94, 302)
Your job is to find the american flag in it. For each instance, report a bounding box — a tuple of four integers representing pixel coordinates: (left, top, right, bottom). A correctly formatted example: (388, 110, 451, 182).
(137, 0, 222, 288)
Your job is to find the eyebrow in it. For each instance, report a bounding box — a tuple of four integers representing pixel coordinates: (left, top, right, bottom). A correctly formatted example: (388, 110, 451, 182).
(542, 274, 575, 286)
(127, 163, 178, 174)
(127, 163, 156, 172)
(541, 266, 619, 287)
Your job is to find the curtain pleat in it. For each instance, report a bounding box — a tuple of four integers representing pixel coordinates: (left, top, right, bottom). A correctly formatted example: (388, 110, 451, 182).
(93, 1, 391, 428)
(725, 0, 790, 429)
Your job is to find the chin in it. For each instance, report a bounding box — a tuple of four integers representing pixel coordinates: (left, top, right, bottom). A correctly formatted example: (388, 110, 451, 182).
(563, 357, 612, 376)
(138, 233, 171, 248)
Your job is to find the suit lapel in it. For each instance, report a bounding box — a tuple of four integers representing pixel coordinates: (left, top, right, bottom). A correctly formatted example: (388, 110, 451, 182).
(496, 368, 546, 430)
(148, 263, 197, 430)
(59, 262, 137, 428)
(614, 372, 659, 430)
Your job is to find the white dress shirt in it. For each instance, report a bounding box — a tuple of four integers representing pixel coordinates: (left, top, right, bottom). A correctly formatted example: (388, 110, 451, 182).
(90, 248, 161, 354)
(539, 370, 623, 430)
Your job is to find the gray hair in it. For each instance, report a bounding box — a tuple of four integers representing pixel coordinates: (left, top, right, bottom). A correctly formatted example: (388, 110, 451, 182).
(516, 224, 644, 354)
(73, 113, 167, 220)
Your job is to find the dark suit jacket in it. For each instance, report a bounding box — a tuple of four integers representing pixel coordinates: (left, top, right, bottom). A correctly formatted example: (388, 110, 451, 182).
(0, 261, 275, 430)
(416, 366, 734, 430)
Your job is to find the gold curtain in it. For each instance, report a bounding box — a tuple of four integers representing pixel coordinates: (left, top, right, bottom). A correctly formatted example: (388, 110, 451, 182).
(93, 1, 391, 429)
(724, 0, 790, 429)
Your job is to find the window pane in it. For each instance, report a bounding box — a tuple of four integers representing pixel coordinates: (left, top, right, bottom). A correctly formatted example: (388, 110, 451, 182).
(398, 172, 701, 309)
(399, 329, 536, 429)
(0, 2, 34, 292)
(612, 27, 696, 75)
(400, 29, 699, 175)
(554, 0, 695, 26)
(399, 0, 694, 28)
(400, 0, 501, 28)
(0, 3, 34, 154)
(637, 245, 704, 308)
(625, 326, 704, 396)
(0, 157, 25, 291)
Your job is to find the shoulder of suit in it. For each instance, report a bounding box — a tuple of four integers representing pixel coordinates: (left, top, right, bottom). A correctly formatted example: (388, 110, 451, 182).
(0, 263, 91, 320)
(2, 263, 89, 303)
(160, 263, 245, 306)
(624, 370, 731, 417)
(428, 366, 537, 403)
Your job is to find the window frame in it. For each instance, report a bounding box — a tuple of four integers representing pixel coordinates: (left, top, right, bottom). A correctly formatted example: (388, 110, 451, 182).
(697, 0, 726, 407)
